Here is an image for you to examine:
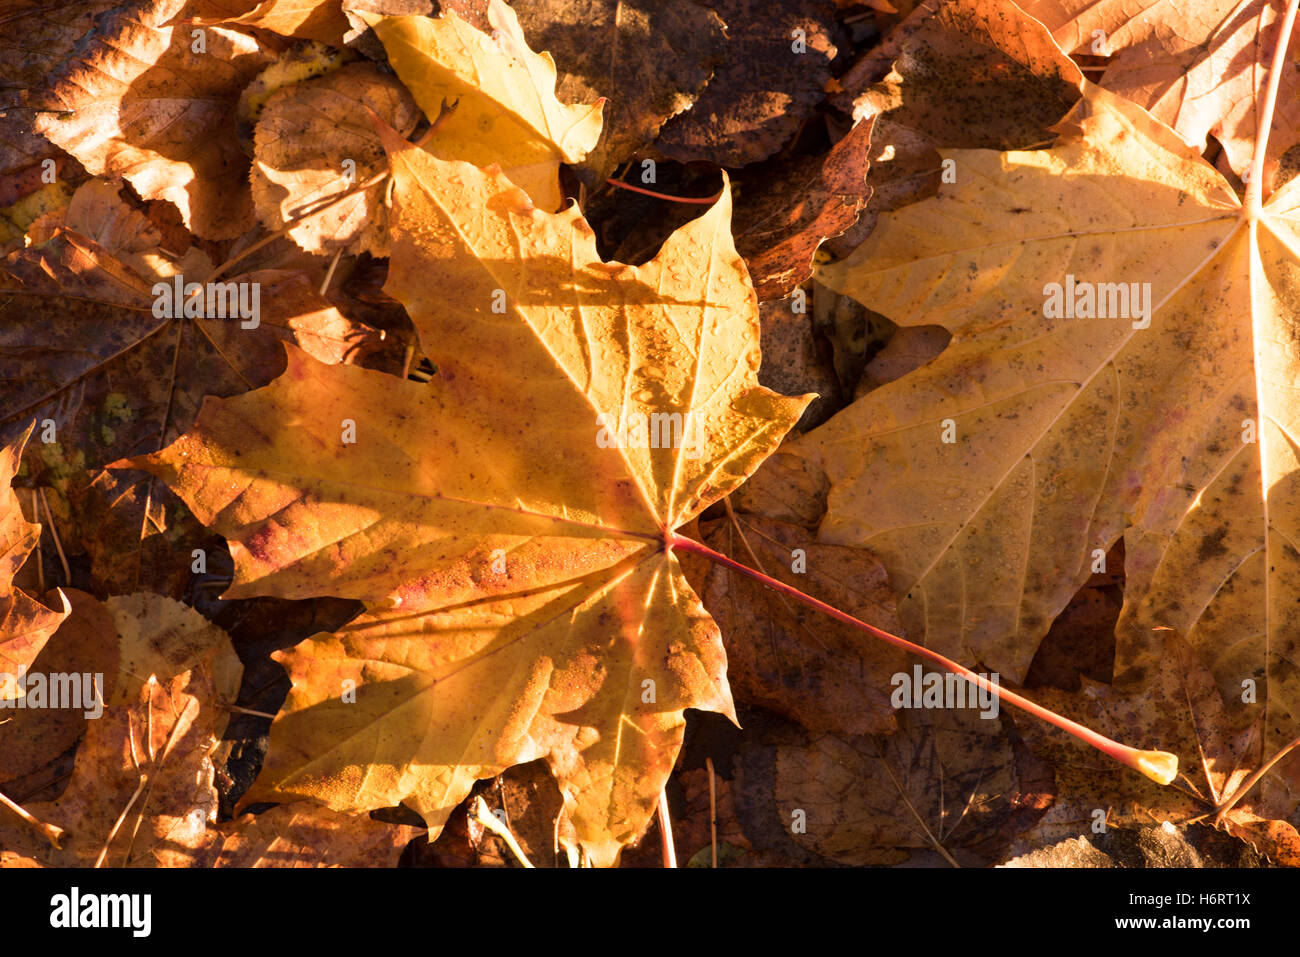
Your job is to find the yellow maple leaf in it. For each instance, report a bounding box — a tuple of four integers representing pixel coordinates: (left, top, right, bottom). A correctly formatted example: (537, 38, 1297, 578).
(120, 135, 810, 864)
(362, 0, 604, 212)
(797, 80, 1300, 811)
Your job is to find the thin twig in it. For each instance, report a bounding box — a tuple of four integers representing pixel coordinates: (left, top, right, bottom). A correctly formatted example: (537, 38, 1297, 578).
(0, 788, 64, 848)
(705, 756, 718, 869)
(32, 499, 44, 594)
(96, 775, 147, 868)
(219, 702, 278, 721)
(319, 247, 344, 297)
(471, 795, 533, 868)
(873, 741, 960, 867)
(37, 487, 69, 585)
(1213, 730, 1300, 825)
(658, 789, 677, 868)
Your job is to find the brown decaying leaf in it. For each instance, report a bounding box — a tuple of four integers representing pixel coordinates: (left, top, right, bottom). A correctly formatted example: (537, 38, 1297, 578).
(775, 704, 1053, 865)
(755, 298, 841, 430)
(0, 617, 235, 866)
(732, 116, 875, 302)
(0, 433, 69, 693)
(251, 62, 420, 256)
(0, 589, 117, 784)
(0, 597, 418, 866)
(0, 0, 121, 107)
(697, 511, 905, 737)
(1011, 630, 1300, 864)
(854, 323, 950, 396)
(1, 181, 381, 594)
(652, 0, 837, 167)
(510, 0, 728, 182)
(675, 765, 751, 864)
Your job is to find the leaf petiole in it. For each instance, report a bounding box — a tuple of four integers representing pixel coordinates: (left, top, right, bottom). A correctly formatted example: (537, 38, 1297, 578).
(667, 531, 1178, 786)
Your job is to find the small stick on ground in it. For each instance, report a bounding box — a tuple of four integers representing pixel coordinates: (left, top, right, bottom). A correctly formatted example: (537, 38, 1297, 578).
(96, 776, 147, 868)
(319, 247, 344, 297)
(1213, 731, 1300, 826)
(0, 788, 65, 848)
(706, 756, 718, 869)
(38, 487, 70, 585)
(658, 788, 677, 868)
(471, 795, 533, 868)
(219, 702, 278, 721)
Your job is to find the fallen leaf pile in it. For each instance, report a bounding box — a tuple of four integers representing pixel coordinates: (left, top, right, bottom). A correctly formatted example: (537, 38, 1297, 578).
(4, 0, 1300, 870)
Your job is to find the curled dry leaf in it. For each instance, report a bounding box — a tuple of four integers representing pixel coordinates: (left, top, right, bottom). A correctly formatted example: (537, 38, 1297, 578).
(0, 589, 117, 783)
(122, 133, 811, 865)
(251, 62, 420, 256)
(236, 41, 359, 155)
(0, 431, 69, 697)
(1019, 0, 1300, 181)
(732, 116, 875, 302)
(187, 0, 353, 46)
(1, 590, 244, 793)
(364, 0, 604, 211)
(0, 592, 418, 867)
(509, 0, 728, 183)
(0, 598, 239, 867)
(652, 0, 837, 168)
(31, 0, 280, 239)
